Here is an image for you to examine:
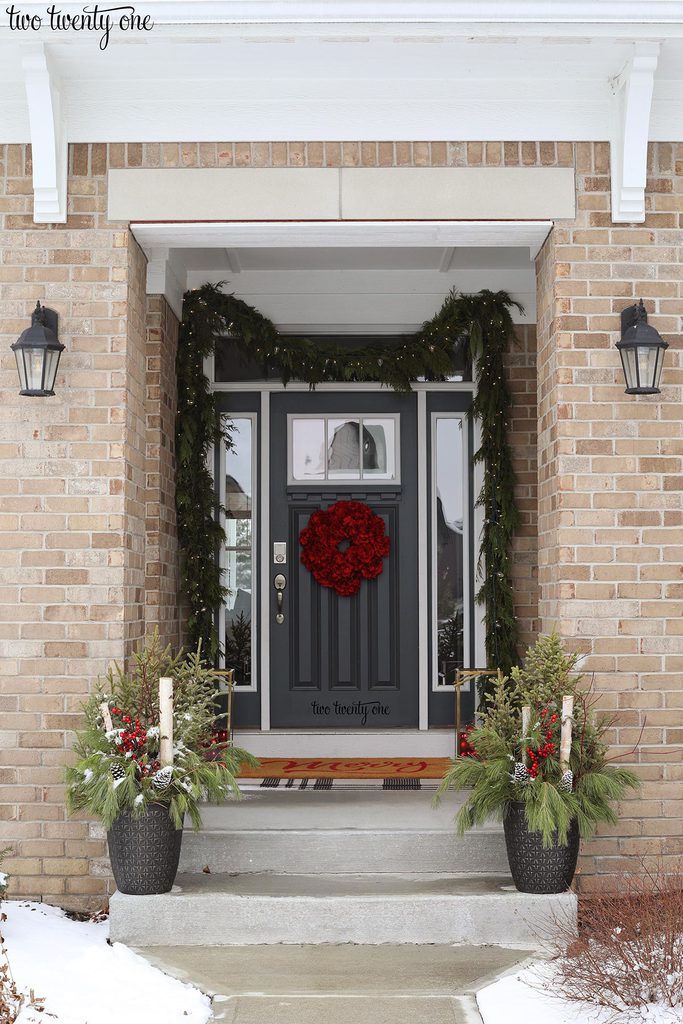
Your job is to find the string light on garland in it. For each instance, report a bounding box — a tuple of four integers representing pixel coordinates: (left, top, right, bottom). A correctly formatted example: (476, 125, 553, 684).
(176, 283, 521, 678)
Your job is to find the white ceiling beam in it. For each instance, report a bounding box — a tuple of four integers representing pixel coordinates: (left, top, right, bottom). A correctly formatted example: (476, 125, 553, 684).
(21, 46, 67, 223)
(224, 249, 242, 274)
(610, 42, 660, 223)
(439, 247, 456, 273)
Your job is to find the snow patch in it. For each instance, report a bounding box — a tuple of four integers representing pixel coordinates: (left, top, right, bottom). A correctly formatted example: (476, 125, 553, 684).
(478, 965, 682, 1024)
(2, 901, 211, 1024)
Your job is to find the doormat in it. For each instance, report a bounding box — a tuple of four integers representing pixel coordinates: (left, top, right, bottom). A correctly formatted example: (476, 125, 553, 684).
(238, 757, 452, 781)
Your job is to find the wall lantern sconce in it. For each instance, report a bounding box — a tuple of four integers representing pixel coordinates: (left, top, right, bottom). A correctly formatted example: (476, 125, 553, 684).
(617, 299, 668, 395)
(11, 301, 64, 397)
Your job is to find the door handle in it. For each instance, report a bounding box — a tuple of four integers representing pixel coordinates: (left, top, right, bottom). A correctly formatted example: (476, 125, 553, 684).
(274, 573, 286, 625)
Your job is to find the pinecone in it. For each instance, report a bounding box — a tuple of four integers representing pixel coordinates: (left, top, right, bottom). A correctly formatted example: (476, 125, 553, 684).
(558, 769, 574, 793)
(110, 762, 126, 781)
(152, 766, 173, 790)
(512, 762, 530, 785)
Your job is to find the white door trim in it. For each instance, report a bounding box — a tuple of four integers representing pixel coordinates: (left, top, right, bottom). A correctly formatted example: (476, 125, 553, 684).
(417, 390, 429, 731)
(259, 391, 271, 730)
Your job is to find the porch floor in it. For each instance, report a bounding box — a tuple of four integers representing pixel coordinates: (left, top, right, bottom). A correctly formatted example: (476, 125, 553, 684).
(137, 941, 533, 1023)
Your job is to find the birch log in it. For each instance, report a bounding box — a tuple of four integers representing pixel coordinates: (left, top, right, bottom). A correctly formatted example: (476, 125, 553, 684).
(560, 695, 574, 772)
(99, 702, 113, 733)
(521, 705, 531, 763)
(159, 676, 174, 768)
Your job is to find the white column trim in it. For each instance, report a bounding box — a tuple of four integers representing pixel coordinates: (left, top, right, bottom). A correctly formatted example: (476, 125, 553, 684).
(22, 46, 67, 224)
(610, 41, 660, 223)
(145, 247, 187, 320)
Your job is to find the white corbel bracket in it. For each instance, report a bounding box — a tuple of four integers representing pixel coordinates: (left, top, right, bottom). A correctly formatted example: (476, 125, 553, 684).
(146, 248, 187, 321)
(22, 47, 67, 224)
(610, 42, 660, 224)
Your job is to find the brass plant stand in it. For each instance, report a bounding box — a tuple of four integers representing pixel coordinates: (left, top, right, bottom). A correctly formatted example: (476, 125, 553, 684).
(453, 668, 498, 757)
(215, 668, 235, 744)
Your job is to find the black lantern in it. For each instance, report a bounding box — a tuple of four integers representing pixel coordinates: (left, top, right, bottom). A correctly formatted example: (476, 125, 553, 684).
(616, 299, 668, 395)
(11, 302, 64, 397)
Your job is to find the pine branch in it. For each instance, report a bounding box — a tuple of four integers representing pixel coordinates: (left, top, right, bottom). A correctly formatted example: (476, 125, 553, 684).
(177, 284, 522, 668)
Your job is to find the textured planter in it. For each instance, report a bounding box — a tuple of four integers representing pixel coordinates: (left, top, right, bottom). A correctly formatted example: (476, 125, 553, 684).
(107, 802, 183, 895)
(503, 800, 579, 894)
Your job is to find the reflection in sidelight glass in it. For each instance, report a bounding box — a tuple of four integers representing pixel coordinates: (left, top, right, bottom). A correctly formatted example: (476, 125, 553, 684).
(434, 417, 464, 687)
(224, 418, 253, 687)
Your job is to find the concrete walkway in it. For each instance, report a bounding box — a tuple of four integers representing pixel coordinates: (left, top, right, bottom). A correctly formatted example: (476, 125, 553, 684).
(138, 942, 533, 1023)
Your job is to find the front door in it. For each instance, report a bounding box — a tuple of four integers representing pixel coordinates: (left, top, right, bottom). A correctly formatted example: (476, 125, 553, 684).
(269, 391, 419, 728)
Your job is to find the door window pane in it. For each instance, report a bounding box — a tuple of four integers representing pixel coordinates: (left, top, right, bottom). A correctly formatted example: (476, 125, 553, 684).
(224, 418, 254, 688)
(434, 417, 465, 687)
(289, 415, 399, 483)
(291, 418, 326, 480)
(362, 418, 396, 480)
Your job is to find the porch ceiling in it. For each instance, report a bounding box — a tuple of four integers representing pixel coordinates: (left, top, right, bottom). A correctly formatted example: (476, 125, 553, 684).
(154, 242, 536, 332)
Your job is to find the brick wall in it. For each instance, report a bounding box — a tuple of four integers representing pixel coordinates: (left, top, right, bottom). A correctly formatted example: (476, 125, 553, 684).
(0, 139, 545, 905)
(144, 296, 180, 651)
(509, 325, 540, 650)
(535, 141, 683, 889)
(0, 144, 180, 906)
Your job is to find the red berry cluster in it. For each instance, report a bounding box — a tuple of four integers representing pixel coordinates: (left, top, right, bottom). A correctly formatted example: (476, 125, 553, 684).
(205, 728, 229, 762)
(526, 707, 558, 779)
(110, 708, 158, 777)
(459, 724, 476, 758)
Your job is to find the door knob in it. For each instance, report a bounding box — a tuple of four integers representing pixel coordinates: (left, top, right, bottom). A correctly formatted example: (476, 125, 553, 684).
(274, 573, 286, 625)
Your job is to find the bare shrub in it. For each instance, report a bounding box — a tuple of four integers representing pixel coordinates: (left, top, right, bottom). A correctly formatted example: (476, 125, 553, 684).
(0, 913, 24, 1024)
(0, 912, 47, 1023)
(546, 861, 683, 1017)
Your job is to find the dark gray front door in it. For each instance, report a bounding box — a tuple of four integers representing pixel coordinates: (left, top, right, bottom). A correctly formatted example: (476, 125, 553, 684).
(269, 392, 418, 728)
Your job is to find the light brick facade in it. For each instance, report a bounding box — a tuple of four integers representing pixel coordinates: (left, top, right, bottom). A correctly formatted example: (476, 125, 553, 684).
(0, 136, 678, 904)
(536, 141, 683, 889)
(0, 144, 179, 904)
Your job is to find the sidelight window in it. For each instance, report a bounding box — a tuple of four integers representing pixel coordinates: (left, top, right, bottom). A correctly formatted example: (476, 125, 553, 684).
(220, 415, 257, 690)
(431, 414, 468, 691)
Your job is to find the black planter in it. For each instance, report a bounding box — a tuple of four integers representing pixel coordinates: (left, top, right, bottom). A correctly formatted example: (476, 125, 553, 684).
(107, 802, 183, 895)
(503, 800, 579, 894)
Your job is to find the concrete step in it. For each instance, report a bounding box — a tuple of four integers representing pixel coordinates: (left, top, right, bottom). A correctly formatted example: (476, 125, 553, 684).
(179, 827, 509, 875)
(199, 785, 469, 831)
(110, 871, 576, 948)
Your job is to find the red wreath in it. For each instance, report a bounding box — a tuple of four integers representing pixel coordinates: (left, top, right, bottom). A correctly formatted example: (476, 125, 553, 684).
(299, 500, 390, 597)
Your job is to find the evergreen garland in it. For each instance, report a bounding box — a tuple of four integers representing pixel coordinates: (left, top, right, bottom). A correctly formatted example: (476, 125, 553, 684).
(176, 283, 522, 672)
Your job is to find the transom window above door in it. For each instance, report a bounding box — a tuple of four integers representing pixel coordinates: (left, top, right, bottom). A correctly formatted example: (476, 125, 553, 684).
(288, 414, 400, 485)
